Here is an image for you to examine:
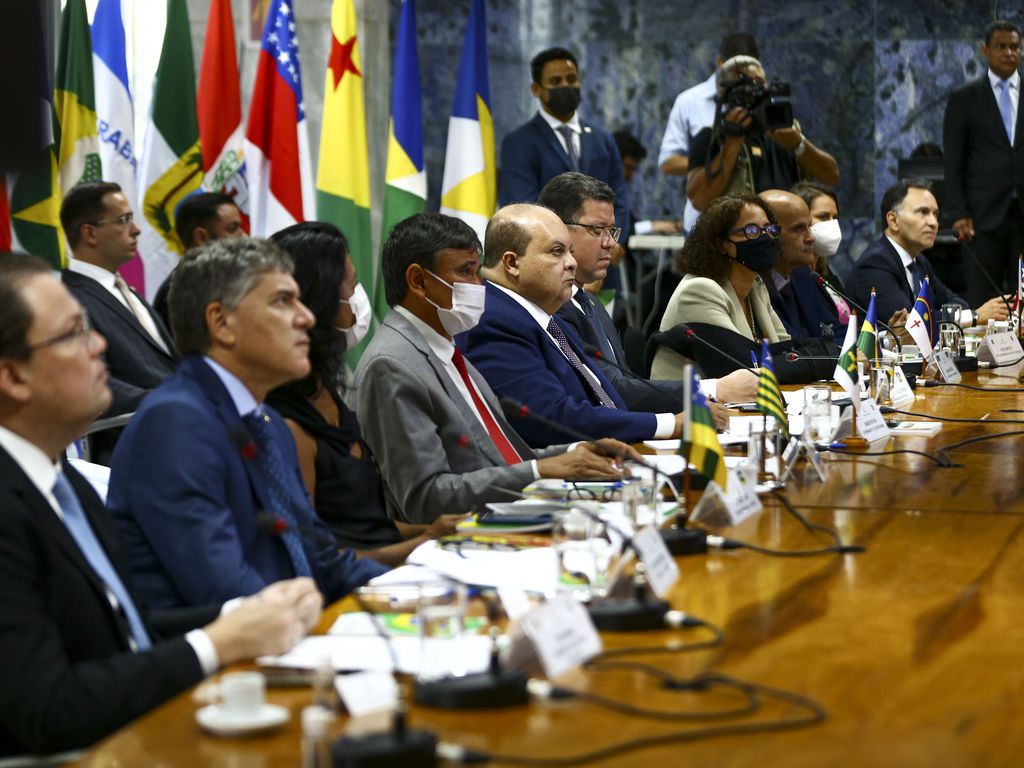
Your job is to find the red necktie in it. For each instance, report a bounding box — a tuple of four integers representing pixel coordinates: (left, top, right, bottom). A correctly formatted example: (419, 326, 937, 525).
(451, 347, 522, 465)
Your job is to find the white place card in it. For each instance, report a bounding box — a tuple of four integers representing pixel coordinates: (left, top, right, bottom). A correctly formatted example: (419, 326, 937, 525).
(517, 596, 602, 679)
(891, 365, 915, 406)
(722, 467, 762, 524)
(856, 398, 891, 443)
(976, 331, 1022, 366)
(336, 671, 399, 717)
(934, 348, 962, 383)
(630, 526, 679, 598)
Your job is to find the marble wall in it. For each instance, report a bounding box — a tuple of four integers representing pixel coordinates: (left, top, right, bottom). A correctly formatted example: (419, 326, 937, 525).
(395, 0, 1024, 274)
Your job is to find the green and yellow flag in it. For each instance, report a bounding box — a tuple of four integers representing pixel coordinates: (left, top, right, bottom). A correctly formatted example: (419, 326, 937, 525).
(316, 0, 372, 347)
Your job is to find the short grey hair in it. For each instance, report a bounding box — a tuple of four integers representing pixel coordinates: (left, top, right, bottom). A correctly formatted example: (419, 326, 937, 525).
(169, 237, 294, 355)
(717, 55, 764, 88)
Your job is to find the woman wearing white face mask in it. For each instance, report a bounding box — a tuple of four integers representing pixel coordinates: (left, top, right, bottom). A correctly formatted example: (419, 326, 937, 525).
(792, 182, 849, 324)
(267, 223, 465, 567)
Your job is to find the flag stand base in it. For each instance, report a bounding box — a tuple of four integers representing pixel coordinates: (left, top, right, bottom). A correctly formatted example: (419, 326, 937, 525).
(841, 435, 870, 449)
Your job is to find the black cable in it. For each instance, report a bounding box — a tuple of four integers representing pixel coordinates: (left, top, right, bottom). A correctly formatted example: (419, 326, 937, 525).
(924, 380, 1024, 392)
(588, 616, 726, 660)
(454, 674, 826, 766)
(825, 446, 951, 467)
(885, 407, 1024, 426)
(980, 353, 1024, 369)
(935, 429, 1024, 466)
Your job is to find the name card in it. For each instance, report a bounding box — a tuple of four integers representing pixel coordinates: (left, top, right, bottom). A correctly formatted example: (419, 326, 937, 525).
(336, 671, 399, 717)
(722, 466, 762, 524)
(976, 331, 1022, 366)
(630, 526, 679, 598)
(856, 398, 891, 443)
(934, 348, 962, 383)
(517, 596, 602, 678)
(891, 365, 915, 406)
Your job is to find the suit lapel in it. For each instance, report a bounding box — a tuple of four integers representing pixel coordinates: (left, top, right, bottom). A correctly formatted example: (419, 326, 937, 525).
(75, 275, 174, 359)
(533, 113, 574, 172)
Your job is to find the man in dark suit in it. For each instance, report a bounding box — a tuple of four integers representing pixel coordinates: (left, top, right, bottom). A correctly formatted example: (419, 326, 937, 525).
(847, 179, 1008, 328)
(539, 172, 757, 406)
(60, 182, 178, 415)
(0, 252, 320, 756)
(462, 204, 731, 448)
(356, 213, 632, 524)
(943, 20, 1024, 307)
(498, 47, 629, 237)
(107, 238, 386, 610)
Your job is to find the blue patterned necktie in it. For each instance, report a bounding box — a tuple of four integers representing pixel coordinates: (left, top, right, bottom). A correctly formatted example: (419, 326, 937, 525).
(546, 318, 617, 408)
(998, 80, 1015, 145)
(243, 411, 314, 578)
(52, 471, 152, 651)
(580, 292, 616, 361)
(556, 124, 580, 170)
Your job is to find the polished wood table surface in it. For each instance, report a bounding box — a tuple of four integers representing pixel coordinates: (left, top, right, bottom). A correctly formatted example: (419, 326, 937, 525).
(75, 370, 1024, 767)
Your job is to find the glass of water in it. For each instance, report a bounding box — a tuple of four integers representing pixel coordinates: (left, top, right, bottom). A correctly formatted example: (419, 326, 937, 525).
(417, 581, 468, 681)
(552, 508, 612, 601)
(802, 385, 833, 444)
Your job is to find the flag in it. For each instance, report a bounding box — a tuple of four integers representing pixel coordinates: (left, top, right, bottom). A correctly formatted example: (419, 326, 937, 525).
(680, 365, 727, 490)
(245, 0, 314, 237)
(54, 0, 102, 199)
(198, 0, 250, 230)
(439, 0, 495, 242)
(7, 7, 63, 267)
(905, 277, 936, 357)
(0, 182, 10, 251)
(315, 0, 371, 322)
(834, 311, 860, 410)
(91, 0, 145, 292)
(856, 289, 878, 365)
(378, 0, 426, 319)
(755, 339, 790, 440)
(137, 0, 203, 299)
(1011, 255, 1024, 330)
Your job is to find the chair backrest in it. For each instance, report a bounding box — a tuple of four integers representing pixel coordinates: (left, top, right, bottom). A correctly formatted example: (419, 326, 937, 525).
(78, 412, 135, 464)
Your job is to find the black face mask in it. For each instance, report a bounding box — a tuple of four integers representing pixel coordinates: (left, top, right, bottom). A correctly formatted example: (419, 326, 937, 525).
(731, 234, 778, 272)
(546, 86, 581, 115)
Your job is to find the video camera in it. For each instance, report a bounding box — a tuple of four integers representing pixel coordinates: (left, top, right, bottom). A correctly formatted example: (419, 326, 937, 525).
(717, 74, 793, 133)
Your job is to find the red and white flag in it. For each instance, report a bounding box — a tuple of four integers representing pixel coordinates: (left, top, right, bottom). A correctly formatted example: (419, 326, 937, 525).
(197, 0, 249, 231)
(243, 0, 313, 237)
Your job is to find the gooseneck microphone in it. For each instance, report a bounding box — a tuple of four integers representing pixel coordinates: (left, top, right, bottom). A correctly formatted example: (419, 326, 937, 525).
(655, 323, 761, 374)
(956, 233, 1015, 321)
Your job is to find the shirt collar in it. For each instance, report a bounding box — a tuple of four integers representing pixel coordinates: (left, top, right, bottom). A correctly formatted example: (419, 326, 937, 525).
(989, 68, 1021, 91)
(202, 357, 260, 416)
(0, 425, 58, 502)
(67, 258, 116, 289)
(488, 280, 553, 329)
(394, 305, 456, 362)
(886, 235, 915, 269)
(771, 270, 789, 291)
(538, 109, 582, 134)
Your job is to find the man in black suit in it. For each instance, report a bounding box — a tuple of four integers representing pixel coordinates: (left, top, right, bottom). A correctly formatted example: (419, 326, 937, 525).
(60, 182, 179, 415)
(943, 20, 1024, 307)
(847, 179, 1008, 328)
(539, 172, 756, 405)
(0, 252, 320, 756)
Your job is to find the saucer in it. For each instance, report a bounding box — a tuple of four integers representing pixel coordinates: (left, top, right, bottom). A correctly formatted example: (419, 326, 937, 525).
(196, 703, 290, 737)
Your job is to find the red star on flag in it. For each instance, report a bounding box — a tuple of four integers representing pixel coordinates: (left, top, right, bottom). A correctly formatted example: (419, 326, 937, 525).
(328, 33, 361, 90)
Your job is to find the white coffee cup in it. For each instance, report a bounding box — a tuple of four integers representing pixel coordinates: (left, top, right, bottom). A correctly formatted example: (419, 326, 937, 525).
(218, 671, 265, 720)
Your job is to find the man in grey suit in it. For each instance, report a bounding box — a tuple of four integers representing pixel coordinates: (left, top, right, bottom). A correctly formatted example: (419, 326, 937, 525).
(356, 212, 636, 524)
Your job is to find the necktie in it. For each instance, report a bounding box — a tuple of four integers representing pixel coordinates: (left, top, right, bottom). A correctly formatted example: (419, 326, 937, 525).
(451, 348, 522, 464)
(556, 124, 580, 171)
(113, 273, 170, 353)
(52, 472, 152, 651)
(998, 80, 1015, 145)
(243, 411, 314, 578)
(546, 319, 617, 408)
(579, 292, 616, 361)
(909, 259, 924, 295)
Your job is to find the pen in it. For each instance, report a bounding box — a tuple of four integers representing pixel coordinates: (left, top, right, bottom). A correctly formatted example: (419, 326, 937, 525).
(750, 350, 758, 368)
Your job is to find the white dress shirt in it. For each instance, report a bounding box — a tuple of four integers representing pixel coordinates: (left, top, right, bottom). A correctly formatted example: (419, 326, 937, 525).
(888, 236, 973, 327)
(538, 109, 582, 161)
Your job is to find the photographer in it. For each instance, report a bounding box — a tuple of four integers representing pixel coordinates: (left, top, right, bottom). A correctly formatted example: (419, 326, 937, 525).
(687, 56, 839, 213)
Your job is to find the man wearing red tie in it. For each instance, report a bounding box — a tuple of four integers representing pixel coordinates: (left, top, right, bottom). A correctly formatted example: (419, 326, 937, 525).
(356, 212, 635, 524)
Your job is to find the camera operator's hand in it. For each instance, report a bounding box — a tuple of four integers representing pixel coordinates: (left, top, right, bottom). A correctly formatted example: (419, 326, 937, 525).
(766, 125, 802, 151)
(722, 106, 753, 138)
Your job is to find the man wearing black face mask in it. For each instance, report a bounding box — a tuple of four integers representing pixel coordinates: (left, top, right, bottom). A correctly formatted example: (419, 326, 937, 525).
(498, 47, 629, 240)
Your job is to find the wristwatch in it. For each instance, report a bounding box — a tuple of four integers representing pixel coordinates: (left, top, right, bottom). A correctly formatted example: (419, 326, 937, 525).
(794, 136, 808, 157)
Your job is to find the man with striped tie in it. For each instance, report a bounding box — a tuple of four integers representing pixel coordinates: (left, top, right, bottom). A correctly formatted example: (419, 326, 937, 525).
(356, 213, 636, 524)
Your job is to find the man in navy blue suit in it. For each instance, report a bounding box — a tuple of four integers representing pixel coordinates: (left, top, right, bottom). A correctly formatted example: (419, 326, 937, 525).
(108, 238, 386, 610)
(498, 47, 629, 237)
(461, 204, 728, 448)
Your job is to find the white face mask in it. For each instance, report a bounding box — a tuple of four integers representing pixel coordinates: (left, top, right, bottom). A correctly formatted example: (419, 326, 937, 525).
(810, 219, 842, 260)
(424, 270, 486, 336)
(337, 282, 371, 348)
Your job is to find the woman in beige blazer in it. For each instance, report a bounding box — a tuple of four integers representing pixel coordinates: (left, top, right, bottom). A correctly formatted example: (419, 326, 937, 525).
(651, 194, 790, 381)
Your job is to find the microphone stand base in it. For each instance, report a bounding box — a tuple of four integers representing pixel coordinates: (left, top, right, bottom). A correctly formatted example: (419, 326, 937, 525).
(413, 670, 530, 709)
(660, 525, 707, 556)
(331, 729, 437, 768)
(588, 597, 671, 632)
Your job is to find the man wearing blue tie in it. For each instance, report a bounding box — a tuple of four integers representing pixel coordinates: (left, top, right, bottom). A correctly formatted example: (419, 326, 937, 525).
(107, 238, 386, 611)
(943, 20, 1024, 307)
(0, 252, 321, 755)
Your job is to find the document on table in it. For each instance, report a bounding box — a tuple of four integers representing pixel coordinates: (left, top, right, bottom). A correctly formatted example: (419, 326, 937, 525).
(258, 634, 492, 675)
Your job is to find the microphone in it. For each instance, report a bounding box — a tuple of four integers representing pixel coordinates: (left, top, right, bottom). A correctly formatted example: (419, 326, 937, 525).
(785, 352, 840, 363)
(656, 323, 761, 374)
(812, 272, 902, 354)
(956, 232, 1015, 320)
(581, 343, 690, 403)
(255, 511, 336, 549)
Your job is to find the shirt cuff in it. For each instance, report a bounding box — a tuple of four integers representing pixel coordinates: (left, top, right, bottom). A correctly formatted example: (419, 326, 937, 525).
(699, 379, 717, 402)
(185, 629, 220, 676)
(220, 597, 244, 616)
(634, 220, 654, 235)
(956, 308, 974, 328)
(653, 413, 676, 439)
(529, 459, 540, 480)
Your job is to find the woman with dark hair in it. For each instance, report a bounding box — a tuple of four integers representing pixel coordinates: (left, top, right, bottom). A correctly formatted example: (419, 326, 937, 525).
(790, 181, 850, 323)
(650, 194, 790, 380)
(267, 222, 461, 566)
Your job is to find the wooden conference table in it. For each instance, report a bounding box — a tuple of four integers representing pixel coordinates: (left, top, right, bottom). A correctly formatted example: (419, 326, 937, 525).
(76, 367, 1024, 767)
